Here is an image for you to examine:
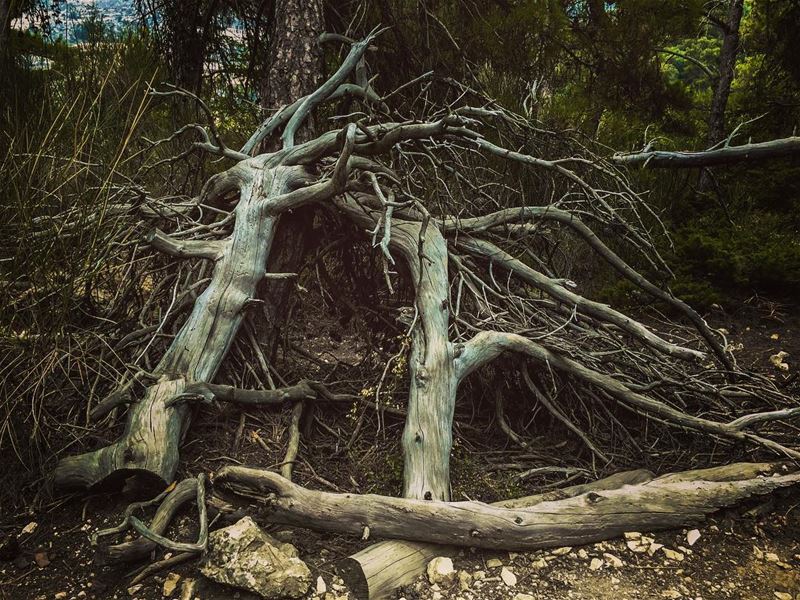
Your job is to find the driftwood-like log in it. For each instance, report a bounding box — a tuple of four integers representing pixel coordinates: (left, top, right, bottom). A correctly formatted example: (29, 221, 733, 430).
(611, 136, 800, 168)
(339, 468, 655, 599)
(216, 462, 797, 552)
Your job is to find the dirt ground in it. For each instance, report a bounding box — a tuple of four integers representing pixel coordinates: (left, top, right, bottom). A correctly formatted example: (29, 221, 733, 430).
(2, 295, 800, 600)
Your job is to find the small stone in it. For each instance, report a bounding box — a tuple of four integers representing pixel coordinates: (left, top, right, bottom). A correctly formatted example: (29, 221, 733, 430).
(623, 532, 641, 541)
(508, 552, 519, 561)
(626, 540, 647, 553)
(473, 570, 486, 580)
(432, 592, 442, 600)
(179, 578, 196, 600)
(54, 594, 67, 600)
(127, 584, 143, 596)
(603, 553, 623, 568)
(686, 530, 700, 546)
(201, 516, 311, 598)
(457, 570, 473, 591)
(316, 576, 327, 595)
(775, 593, 792, 600)
(21, 522, 38, 535)
(486, 558, 503, 568)
(662, 590, 682, 599)
(530, 558, 548, 569)
(427, 557, 456, 586)
(766, 553, 780, 563)
(577, 549, 588, 559)
(500, 567, 517, 587)
(163, 572, 180, 596)
(513, 594, 536, 600)
(648, 543, 664, 556)
(551, 546, 572, 556)
(589, 558, 603, 571)
(662, 548, 685, 562)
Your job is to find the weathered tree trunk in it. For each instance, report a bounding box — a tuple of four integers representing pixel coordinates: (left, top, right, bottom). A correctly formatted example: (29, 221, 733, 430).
(707, 0, 744, 147)
(338, 469, 655, 599)
(254, 0, 325, 360)
(54, 164, 306, 489)
(612, 136, 800, 168)
(261, 0, 324, 150)
(338, 199, 456, 501)
(215, 462, 799, 551)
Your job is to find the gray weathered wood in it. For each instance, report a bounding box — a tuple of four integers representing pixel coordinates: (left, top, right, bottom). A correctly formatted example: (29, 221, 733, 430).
(216, 462, 797, 551)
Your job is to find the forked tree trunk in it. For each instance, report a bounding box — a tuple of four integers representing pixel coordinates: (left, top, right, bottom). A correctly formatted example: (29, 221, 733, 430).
(54, 164, 306, 489)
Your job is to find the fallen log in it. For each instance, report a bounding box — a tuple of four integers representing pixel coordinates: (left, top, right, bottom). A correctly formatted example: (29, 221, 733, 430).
(215, 462, 796, 553)
(338, 468, 655, 599)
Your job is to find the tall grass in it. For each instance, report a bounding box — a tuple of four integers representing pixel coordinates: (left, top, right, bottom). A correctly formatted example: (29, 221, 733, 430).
(0, 32, 166, 507)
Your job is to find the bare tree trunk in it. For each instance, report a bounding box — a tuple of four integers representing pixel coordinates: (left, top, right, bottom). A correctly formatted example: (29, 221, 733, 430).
(255, 0, 324, 358)
(54, 165, 307, 489)
(707, 0, 745, 147)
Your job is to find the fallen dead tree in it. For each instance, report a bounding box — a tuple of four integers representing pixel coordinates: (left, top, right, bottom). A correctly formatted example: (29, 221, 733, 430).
(611, 136, 800, 168)
(45, 30, 800, 600)
(215, 462, 798, 549)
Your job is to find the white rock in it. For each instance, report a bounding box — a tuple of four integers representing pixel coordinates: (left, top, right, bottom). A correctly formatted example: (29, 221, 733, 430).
(457, 570, 473, 591)
(127, 585, 143, 597)
(473, 570, 486, 580)
(178, 578, 196, 600)
(54, 594, 67, 600)
(774, 593, 792, 600)
(577, 549, 588, 559)
(530, 558, 548, 569)
(21, 522, 38, 535)
(589, 558, 603, 571)
(686, 529, 701, 546)
(648, 543, 664, 556)
(626, 540, 647, 553)
(162, 572, 180, 597)
(500, 567, 517, 587)
(662, 548, 685, 562)
(486, 558, 503, 569)
(486, 558, 503, 568)
(513, 594, 536, 600)
(765, 553, 780, 563)
(623, 532, 641, 540)
(316, 576, 327, 595)
(662, 590, 682, 599)
(551, 546, 572, 556)
(427, 557, 456, 586)
(603, 553, 623, 568)
(200, 516, 311, 599)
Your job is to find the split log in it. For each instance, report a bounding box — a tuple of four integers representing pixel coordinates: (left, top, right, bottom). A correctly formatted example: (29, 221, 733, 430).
(215, 462, 797, 552)
(339, 468, 654, 599)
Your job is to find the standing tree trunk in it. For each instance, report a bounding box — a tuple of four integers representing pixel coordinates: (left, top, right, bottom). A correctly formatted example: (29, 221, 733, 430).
(255, 0, 325, 359)
(707, 0, 745, 146)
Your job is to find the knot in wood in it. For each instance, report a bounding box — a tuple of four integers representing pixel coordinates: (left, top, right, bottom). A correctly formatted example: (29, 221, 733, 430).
(585, 492, 605, 504)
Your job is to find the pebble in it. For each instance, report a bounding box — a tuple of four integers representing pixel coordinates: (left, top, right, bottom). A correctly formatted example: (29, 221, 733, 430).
(54, 594, 67, 600)
(162, 572, 180, 597)
(662, 548, 685, 561)
(486, 558, 503, 568)
(500, 566, 517, 587)
(551, 546, 572, 556)
(624, 532, 641, 540)
(686, 529, 701, 546)
(577, 549, 588, 559)
(457, 570, 473, 591)
(316, 576, 327, 594)
(513, 594, 535, 600)
(603, 553, 623, 568)
(427, 557, 456, 586)
(589, 558, 603, 571)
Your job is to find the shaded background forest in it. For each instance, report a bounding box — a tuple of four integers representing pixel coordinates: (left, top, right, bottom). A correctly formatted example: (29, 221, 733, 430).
(1, 0, 800, 507)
